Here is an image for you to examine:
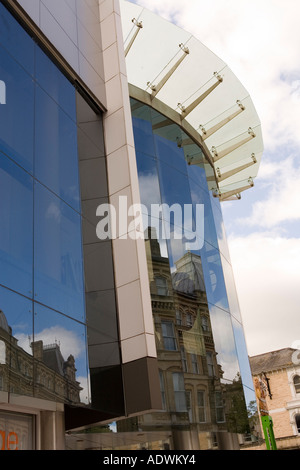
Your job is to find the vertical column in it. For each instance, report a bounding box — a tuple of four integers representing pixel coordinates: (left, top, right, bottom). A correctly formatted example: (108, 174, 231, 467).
(40, 409, 65, 450)
(99, 0, 161, 415)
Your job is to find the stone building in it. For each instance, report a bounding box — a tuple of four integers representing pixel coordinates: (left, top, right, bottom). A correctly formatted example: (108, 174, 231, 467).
(249, 348, 300, 450)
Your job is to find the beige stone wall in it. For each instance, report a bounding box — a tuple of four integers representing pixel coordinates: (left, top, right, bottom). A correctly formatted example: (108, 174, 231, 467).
(253, 369, 294, 439)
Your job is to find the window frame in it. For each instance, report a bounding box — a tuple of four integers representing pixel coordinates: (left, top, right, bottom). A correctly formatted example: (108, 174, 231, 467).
(161, 321, 177, 351)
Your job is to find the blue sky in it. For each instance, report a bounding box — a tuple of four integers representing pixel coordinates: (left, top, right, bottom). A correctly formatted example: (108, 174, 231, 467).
(129, 0, 300, 356)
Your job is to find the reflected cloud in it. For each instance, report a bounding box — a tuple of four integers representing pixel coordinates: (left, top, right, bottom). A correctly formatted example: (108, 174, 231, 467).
(16, 325, 84, 360)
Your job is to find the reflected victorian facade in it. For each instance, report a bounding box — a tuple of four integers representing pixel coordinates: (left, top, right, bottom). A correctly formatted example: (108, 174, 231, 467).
(117, 98, 252, 449)
(0, 310, 81, 404)
(0, 0, 263, 450)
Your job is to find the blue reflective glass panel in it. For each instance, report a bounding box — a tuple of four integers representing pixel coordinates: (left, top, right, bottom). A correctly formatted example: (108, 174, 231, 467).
(0, 45, 34, 173)
(154, 133, 187, 174)
(198, 242, 230, 312)
(135, 151, 162, 211)
(35, 46, 76, 120)
(0, 3, 34, 75)
(0, 154, 33, 297)
(189, 178, 219, 252)
(220, 254, 243, 323)
(157, 160, 193, 222)
(208, 303, 240, 383)
(186, 158, 209, 192)
(210, 194, 231, 262)
(34, 183, 85, 321)
(35, 86, 80, 210)
(231, 316, 255, 400)
(132, 115, 155, 157)
(0, 285, 33, 350)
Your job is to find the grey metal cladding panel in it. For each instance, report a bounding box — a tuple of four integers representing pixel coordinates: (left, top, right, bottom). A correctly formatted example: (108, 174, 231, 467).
(122, 357, 162, 415)
(85, 289, 119, 346)
(83, 242, 115, 293)
(79, 158, 108, 200)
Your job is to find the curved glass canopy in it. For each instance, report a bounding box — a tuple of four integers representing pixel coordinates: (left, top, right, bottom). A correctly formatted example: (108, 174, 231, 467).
(120, 0, 263, 200)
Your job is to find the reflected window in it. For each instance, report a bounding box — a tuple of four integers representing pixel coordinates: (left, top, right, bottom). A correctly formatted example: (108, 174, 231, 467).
(206, 351, 215, 377)
(172, 372, 187, 412)
(294, 375, 300, 394)
(191, 354, 199, 374)
(176, 310, 183, 326)
(215, 391, 225, 423)
(181, 346, 187, 372)
(155, 276, 168, 296)
(0, 340, 5, 364)
(186, 313, 193, 328)
(159, 370, 166, 410)
(201, 316, 210, 332)
(161, 321, 177, 351)
(197, 391, 206, 423)
(185, 390, 193, 422)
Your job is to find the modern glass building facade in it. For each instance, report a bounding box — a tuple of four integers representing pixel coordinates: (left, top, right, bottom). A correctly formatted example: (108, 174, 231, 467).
(115, 99, 256, 449)
(0, 0, 263, 450)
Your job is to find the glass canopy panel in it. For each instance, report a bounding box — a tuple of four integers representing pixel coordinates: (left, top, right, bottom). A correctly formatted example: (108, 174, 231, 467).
(122, 2, 192, 93)
(120, 0, 263, 197)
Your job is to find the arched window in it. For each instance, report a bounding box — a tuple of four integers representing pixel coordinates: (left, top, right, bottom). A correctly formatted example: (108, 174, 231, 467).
(294, 375, 300, 394)
(155, 276, 168, 296)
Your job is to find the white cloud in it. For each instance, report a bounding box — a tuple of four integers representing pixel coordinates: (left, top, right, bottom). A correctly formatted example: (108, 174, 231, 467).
(238, 155, 300, 228)
(17, 325, 84, 361)
(228, 232, 300, 356)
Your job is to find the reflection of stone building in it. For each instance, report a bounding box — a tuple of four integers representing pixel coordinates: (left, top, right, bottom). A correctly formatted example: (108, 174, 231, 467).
(0, 310, 81, 404)
(118, 233, 249, 449)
